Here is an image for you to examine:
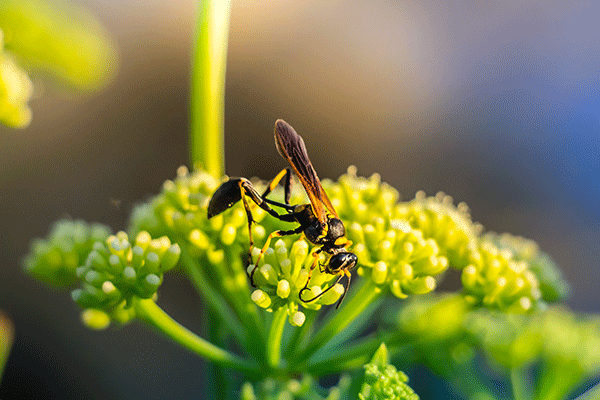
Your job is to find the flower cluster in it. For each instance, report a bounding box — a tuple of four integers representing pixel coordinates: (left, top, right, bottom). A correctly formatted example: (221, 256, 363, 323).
(326, 168, 450, 298)
(130, 166, 562, 323)
(462, 239, 542, 312)
(393, 191, 479, 270)
(240, 375, 351, 400)
(482, 232, 569, 302)
(0, 28, 32, 128)
(71, 231, 180, 312)
(23, 219, 111, 287)
(359, 344, 419, 400)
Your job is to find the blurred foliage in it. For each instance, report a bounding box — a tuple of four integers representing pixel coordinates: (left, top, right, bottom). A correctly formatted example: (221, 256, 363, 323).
(0, 0, 117, 90)
(0, 0, 118, 128)
(0, 29, 32, 128)
(398, 294, 600, 400)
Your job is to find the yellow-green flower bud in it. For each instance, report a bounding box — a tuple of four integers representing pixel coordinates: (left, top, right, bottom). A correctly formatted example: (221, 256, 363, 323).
(81, 309, 111, 331)
(277, 280, 291, 299)
(290, 311, 306, 327)
(251, 289, 271, 309)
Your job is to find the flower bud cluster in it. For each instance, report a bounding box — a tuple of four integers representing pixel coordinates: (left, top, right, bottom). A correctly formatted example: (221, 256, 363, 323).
(23, 219, 111, 287)
(482, 232, 569, 302)
(241, 374, 351, 400)
(462, 238, 542, 312)
(328, 168, 450, 298)
(400, 295, 600, 385)
(359, 344, 419, 400)
(130, 166, 556, 317)
(249, 238, 346, 325)
(71, 231, 180, 322)
(0, 29, 33, 128)
(393, 191, 479, 270)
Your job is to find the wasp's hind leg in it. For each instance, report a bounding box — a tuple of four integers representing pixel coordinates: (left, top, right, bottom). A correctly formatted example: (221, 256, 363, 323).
(249, 225, 304, 286)
(262, 168, 293, 206)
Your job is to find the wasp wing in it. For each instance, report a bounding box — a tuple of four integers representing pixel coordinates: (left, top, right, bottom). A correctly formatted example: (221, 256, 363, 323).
(274, 119, 339, 222)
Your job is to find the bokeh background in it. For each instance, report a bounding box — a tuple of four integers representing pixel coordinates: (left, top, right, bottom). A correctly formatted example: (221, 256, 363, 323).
(1, 0, 598, 398)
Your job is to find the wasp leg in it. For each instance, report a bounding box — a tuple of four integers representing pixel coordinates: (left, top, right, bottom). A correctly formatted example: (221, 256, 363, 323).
(261, 168, 295, 212)
(262, 168, 292, 204)
(298, 248, 323, 300)
(249, 225, 305, 286)
(239, 181, 257, 267)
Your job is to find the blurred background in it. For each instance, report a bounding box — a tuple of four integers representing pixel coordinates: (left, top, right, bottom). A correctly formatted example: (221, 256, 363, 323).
(0, 0, 598, 398)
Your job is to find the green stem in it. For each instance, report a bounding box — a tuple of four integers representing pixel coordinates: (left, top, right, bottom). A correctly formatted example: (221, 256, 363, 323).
(535, 360, 583, 400)
(285, 309, 317, 358)
(134, 298, 259, 376)
(189, 0, 231, 176)
(179, 249, 248, 349)
(511, 366, 532, 400)
(267, 306, 288, 369)
(296, 279, 382, 363)
(304, 331, 405, 374)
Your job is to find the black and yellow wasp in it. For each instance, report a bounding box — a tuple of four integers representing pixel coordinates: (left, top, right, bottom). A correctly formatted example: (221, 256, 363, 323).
(207, 119, 357, 308)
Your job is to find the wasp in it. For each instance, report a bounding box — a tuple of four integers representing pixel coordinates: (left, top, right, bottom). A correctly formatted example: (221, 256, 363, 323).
(207, 119, 357, 308)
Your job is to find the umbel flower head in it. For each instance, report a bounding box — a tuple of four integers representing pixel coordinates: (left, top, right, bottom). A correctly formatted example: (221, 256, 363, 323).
(23, 219, 111, 287)
(130, 165, 556, 325)
(482, 232, 569, 302)
(462, 237, 542, 312)
(71, 231, 180, 312)
(325, 168, 451, 298)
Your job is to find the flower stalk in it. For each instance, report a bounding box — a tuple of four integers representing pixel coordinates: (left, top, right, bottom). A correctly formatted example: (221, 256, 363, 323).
(189, 0, 231, 176)
(266, 306, 288, 369)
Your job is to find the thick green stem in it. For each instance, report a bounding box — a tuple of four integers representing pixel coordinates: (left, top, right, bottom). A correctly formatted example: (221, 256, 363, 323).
(286, 309, 317, 358)
(296, 279, 382, 362)
(267, 306, 288, 369)
(179, 249, 248, 348)
(304, 331, 405, 375)
(189, 0, 231, 176)
(535, 360, 583, 400)
(134, 298, 259, 376)
(511, 366, 532, 400)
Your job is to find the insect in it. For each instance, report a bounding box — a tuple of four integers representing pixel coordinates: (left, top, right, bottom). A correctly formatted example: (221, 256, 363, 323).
(207, 119, 357, 308)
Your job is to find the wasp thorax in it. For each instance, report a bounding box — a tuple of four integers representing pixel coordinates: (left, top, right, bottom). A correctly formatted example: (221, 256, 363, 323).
(326, 218, 346, 241)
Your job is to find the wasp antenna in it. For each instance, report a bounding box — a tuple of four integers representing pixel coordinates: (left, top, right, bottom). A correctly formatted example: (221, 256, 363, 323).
(335, 272, 351, 309)
(299, 274, 345, 304)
